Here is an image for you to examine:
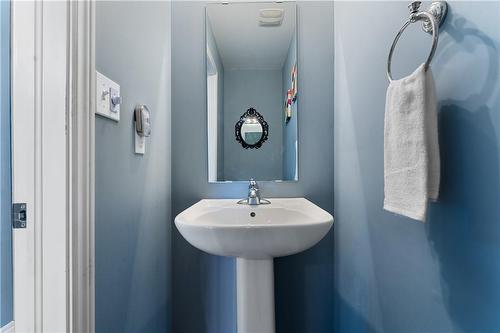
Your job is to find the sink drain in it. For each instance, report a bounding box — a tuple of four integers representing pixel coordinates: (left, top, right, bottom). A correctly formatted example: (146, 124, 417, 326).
(250, 212, 256, 217)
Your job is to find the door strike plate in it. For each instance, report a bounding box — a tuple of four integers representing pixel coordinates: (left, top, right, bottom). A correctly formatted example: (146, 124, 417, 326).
(12, 203, 27, 229)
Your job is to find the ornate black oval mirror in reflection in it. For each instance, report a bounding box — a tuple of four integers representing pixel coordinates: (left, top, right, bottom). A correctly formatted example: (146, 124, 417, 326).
(235, 108, 269, 149)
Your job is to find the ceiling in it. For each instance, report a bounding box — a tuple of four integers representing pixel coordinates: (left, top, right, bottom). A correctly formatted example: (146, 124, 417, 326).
(207, 2, 296, 70)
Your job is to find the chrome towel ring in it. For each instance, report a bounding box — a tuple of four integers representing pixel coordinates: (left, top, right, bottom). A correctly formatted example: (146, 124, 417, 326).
(387, 1, 448, 81)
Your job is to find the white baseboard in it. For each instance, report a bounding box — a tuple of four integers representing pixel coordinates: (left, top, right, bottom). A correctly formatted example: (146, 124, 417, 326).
(0, 321, 14, 333)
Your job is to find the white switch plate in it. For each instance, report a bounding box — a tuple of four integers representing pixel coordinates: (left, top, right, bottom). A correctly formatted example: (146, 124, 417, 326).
(96, 71, 120, 122)
(135, 131, 145, 155)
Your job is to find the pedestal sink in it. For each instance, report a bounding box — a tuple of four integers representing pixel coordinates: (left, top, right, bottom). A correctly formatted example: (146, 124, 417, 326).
(175, 198, 333, 333)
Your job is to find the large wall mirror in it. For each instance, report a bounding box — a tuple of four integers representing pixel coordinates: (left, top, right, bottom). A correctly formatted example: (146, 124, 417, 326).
(206, 1, 298, 183)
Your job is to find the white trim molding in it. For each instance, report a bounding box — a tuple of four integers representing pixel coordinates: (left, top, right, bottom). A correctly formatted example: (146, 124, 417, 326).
(11, 1, 40, 330)
(12, 0, 70, 329)
(0, 321, 14, 333)
(68, 1, 95, 332)
(11, 1, 95, 332)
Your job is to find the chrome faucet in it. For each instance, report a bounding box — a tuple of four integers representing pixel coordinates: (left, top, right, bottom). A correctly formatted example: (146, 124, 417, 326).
(247, 179, 261, 205)
(237, 179, 270, 205)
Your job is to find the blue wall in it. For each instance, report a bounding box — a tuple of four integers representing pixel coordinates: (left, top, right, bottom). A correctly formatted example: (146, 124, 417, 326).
(223, 69, 283, 181)
(95, 2, 171, 332)
(172, 2, 334, 332)
(282, 32, 297, 180)
(334, 2, 500, 332)
(0, 1, 12, 328)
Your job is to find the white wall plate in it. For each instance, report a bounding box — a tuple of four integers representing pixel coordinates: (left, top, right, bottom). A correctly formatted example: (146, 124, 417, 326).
(96, 71, 120, 122)
(135, 131, 145, 155)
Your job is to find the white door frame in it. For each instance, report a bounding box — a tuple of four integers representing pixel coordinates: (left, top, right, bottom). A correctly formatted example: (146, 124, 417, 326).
(207, 47, 218, 181)
(10, 0, 95, 332)
(11, 1, 37, 331)
(68, 1, 96, 332)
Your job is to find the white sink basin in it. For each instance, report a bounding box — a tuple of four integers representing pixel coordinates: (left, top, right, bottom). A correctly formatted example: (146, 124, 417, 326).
(174, 197, 333, 333)
(175, 198, 333, 259)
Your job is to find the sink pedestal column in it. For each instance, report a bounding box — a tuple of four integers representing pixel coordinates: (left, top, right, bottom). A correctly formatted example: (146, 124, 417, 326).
(236, 258, 275, 333)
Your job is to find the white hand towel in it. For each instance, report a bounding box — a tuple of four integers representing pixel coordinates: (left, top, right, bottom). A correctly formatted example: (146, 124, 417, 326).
(384, 64, 440, 222)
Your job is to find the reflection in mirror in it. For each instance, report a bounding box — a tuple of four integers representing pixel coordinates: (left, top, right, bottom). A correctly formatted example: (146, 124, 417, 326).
(241, 122, 262, 145)
(206, 2, 298, 182)
(235, 108, 269, 149)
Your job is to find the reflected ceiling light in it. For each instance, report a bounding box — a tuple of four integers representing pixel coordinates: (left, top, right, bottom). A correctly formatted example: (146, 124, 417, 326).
(259, 8, 284, 27)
